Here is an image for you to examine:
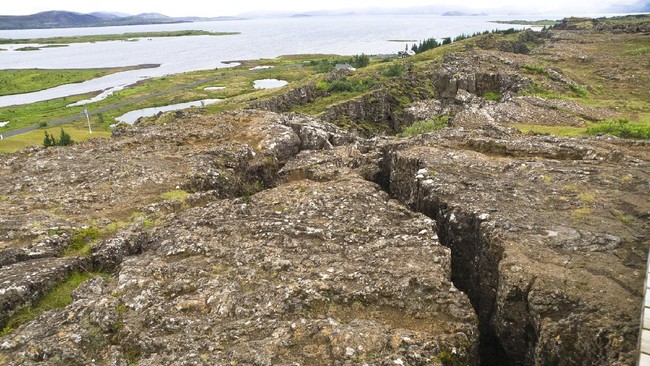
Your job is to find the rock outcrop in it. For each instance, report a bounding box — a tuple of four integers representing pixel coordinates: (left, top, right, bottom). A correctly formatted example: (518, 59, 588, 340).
(0, 144, 480, 365)
(374, 128, 648, 365)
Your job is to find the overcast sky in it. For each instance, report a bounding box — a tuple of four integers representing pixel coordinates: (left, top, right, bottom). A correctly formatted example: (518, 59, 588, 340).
(0, 0, 644, 16)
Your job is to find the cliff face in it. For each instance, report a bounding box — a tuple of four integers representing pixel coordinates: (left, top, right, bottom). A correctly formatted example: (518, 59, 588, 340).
(0, 21, 649, 366)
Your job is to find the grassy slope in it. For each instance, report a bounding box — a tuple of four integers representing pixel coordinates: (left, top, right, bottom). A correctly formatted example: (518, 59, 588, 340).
(0, 65, 158, 96)
(516, 25, 650, 135)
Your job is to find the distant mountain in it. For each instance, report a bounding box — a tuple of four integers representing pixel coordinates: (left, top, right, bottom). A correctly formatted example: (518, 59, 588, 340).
(88, 11, 130, 19)
(0, 11, 102, 30)
(134, 13, 171, 20)
(442, 11, 488, 16)
(0, 10, 248, 30)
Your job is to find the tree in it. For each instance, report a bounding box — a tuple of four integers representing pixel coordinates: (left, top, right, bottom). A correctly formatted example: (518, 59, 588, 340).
(58, 128, 73, 146)
(43, 131, 56, 147)
(351, 54, 370, 68)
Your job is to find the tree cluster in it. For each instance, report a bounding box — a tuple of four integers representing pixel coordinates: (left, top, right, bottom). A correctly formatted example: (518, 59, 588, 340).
(411, 28, 523, 54)
(43, 128, 74, 147)
(310, 54, 370, 73)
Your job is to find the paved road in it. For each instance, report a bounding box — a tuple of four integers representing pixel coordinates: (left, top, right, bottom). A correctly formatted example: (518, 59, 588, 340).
(0, 64, 299, 139)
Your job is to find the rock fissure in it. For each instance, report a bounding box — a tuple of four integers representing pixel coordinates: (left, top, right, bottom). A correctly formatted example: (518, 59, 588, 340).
(373, 147, 517, 365)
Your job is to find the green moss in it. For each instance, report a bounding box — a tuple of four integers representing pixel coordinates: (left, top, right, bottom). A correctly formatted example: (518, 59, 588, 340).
(1, 272, 109, 334)
(578, 193, 596, 204)
(64, 227, 100, 257)
(563, 184, 578, 191)
(572, 207, 593, 223)
(616, 213, 635, 225)
(484, 91, 502, 101)
(160, 189, 190, 202)
(523, 64, 546, 74)
(399, 116, 449, 137)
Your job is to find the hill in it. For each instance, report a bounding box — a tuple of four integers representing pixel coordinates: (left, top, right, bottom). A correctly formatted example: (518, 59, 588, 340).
(0, 10, 185, 30)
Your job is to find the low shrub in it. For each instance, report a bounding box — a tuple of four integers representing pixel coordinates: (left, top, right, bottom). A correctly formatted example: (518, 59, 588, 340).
(586, 118, 650, 139)
(399, 116, 449, 137)
(383, 63, 405, 77)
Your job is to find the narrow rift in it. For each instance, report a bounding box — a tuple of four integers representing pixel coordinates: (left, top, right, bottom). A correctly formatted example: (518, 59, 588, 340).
(372, 152, 517, 366)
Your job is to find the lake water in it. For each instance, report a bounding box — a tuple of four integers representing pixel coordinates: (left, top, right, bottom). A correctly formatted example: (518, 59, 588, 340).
(0, 14, 609, 107)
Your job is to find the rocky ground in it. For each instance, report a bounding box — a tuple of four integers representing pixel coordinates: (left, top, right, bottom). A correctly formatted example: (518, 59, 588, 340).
(0, 19, 649, 366)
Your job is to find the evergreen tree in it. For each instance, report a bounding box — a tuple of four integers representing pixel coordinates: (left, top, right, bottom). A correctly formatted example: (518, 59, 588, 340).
(351, 54, 370, 68)
(58, 128, 73, 146)
(43, 131, 55, 147)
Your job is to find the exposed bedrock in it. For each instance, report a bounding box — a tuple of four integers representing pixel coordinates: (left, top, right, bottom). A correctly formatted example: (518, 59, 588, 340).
(374, 128, 648, 365)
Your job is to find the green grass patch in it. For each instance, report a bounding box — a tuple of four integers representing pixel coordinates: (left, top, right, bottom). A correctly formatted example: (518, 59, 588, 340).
(616, 214, 635, 225)
(0, 91, 105, 132)
(0, 30, 239, 45)
(571, 207, 593, 223)
(160, 189, 190, 203)
(383, 63, 406, 77)
(578, 193, 596, 204)
(586, 118, 650, 139)
(1, 272, 110, 334)
(484, 91, 502, 101)
(568, 83, 589, 98)
(0, 65, 158, 96)
(398, 116, 449, 137)
(326, 77, 376, 93)
(64, 227, 100, 257)
(625, 46, 650, 55)
(523, 64, 546, 74)
(511, 123, 588, 137)
(563, 184, 578, 191)
(0, 126, 111, 154)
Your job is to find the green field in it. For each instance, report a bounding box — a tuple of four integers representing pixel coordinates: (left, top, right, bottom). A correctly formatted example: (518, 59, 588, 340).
(0, 30, 240, 45)
(0, 55, 337, 148)
(0, 65, 159, 96)
(0, 125, 111, 154)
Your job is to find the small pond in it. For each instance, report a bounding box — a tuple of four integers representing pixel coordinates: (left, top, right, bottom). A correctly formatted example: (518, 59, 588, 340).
(253, 79, 288, 90)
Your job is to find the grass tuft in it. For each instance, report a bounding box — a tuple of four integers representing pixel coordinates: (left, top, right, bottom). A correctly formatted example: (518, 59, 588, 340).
(586, 118, 650, 139)
(571, 207, 593, 223)
(64, 227, 100, 257)
(399, 116, 449, 137)
(160, 189, 190, 203)
(1, 272, 109, 335)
